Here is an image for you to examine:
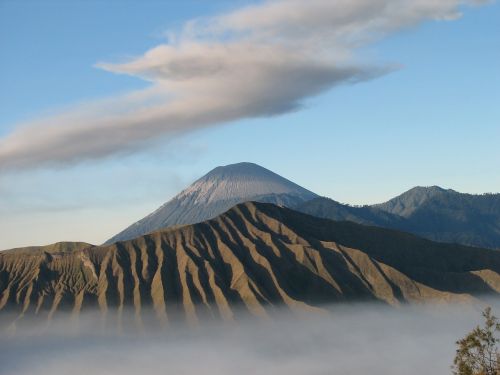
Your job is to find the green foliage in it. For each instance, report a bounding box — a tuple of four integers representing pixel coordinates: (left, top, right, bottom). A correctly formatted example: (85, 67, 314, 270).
(453, 307, 500, 375)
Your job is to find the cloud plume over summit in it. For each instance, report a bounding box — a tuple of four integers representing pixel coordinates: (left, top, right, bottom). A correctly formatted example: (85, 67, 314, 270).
(0, 0, 486, 169)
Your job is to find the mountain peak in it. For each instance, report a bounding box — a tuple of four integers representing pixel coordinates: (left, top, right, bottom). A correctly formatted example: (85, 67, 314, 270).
(201, 162, 298, 184)
(207, 162, 264, 174)
(375, 185, 453, 217)
(179, 162, 315, 204)
(105, 162, 317, 244)
(406, 185, 447, 194)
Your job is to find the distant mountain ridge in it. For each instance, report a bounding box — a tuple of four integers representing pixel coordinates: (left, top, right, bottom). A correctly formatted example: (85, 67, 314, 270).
(105, 162, 499, 249)
(2, 242, 92, 255)
(105, 162, 317, 244)
(2, 202, 500, 327)
(296, 186, 500, 249)
(373, 186, 452, 217)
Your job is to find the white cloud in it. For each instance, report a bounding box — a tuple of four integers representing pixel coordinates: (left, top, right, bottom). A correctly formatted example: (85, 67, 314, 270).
(0, 0, 486, 169)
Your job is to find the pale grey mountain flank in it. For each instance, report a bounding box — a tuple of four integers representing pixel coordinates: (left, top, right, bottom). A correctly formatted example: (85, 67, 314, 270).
(105, 162, 317, 244)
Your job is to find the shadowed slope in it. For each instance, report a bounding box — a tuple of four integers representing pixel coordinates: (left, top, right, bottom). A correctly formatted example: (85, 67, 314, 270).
(374, 186, 449, 217)
(295, 197, 404, 227)
(1, 202, 499, 328)
(297, 187, 500, 249)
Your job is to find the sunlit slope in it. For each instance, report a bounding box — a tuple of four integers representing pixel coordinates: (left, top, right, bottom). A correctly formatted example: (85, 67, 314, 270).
(1, 202, 499, 324)
(1, 242, 93, 255)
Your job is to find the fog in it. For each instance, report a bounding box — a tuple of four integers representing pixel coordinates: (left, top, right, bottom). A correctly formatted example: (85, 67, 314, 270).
(1, 301, 499, 375)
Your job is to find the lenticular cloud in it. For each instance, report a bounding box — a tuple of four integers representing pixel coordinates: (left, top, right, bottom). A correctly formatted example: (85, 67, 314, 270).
(0, 0, 485, 169)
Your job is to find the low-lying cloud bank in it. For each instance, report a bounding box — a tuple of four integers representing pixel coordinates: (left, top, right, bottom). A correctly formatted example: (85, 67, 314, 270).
(0, 0, 488, 170)
(1, 301, 499, 375)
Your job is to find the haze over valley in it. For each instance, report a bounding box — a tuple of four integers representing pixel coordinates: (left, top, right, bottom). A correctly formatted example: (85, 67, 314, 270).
(1, 303, 497, 375)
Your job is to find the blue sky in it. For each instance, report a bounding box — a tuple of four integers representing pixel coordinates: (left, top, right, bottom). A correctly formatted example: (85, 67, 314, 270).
(0, 0, 498, 249)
